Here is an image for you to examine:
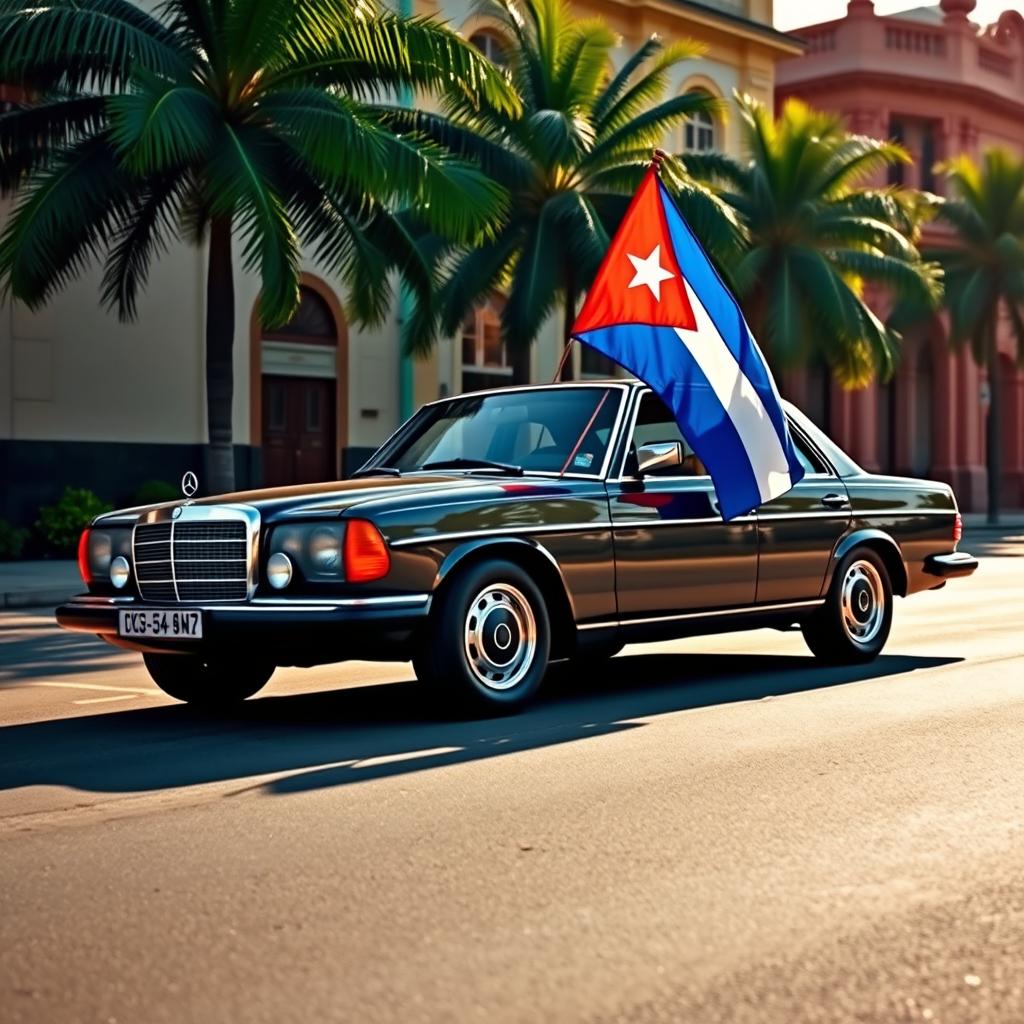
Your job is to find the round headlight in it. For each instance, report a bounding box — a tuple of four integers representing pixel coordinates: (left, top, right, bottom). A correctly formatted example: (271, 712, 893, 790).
(109, 555, 130, 589)
(89, 531, 113, 576)
(267, 552, 293, 590)
(309, 526, 342, 573)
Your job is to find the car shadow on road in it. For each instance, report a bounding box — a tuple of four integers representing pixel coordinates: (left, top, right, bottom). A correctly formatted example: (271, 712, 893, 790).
(0, 650, 962, 798)
(0, 615, 129, 684)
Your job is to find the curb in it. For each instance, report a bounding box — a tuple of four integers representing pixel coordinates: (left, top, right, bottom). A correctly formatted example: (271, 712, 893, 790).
(963, 527, 1024, 535)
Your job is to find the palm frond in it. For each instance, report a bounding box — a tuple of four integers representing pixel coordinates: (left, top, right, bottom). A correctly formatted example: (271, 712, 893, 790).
(100, 173, 182, 319)
(582, 91, 719, 175)
(107, 76, 219, 173)
(503, 206, 562, 348)
(372, 105, 534, 190)
(594, 39, 703, 136)
(0, 135, 132, 305)
(0, 95, 107, 190)
(273, 7, 520, 117)
(205, 122, 299, 325)
(435, 229, 522, 339)
(590, 34, 661, 125)
(0, 0, 190, 92)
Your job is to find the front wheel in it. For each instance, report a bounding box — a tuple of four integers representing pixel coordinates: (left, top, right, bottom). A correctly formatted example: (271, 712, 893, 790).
(802, 548, 893, 664)
(143, 653, 274, 707)
(413, 560, 550, 715)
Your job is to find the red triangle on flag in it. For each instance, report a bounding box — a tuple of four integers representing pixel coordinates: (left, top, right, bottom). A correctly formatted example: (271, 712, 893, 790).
(574, 169, 697, 335)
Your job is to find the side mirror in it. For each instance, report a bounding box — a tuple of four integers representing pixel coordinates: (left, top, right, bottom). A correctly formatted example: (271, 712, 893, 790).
(636, 441, 684, 475)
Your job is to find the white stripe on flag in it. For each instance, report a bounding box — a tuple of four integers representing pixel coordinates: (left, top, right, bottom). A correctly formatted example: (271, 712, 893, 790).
(674, 282, 792, 504)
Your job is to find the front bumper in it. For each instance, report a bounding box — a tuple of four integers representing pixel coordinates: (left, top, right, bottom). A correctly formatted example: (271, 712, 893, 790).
(924, 551, 979, 580)
(56, 593, 432, 665)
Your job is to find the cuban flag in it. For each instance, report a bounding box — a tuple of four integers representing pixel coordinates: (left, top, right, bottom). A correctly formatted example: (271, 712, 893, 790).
(572, 168, 805, 521)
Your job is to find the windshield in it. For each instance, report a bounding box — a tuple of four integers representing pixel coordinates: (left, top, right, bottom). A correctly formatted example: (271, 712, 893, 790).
(377, 387, 623, 476)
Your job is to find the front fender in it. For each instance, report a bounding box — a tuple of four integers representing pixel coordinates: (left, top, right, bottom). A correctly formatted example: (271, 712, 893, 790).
(825, 528, 908, 597)
(433, 536, 576, 617)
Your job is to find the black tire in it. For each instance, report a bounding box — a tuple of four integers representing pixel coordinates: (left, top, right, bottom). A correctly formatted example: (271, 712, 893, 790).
(143, 653, 274, 707)
(802, 547, 893, 664)
(413, 560, 551, 715)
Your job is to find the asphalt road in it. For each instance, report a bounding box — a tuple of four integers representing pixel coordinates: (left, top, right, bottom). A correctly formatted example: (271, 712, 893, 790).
(1, 534, 1023, 1024)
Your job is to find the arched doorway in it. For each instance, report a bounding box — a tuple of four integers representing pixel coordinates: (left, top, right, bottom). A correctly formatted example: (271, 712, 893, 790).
(250, 279, 348, 487)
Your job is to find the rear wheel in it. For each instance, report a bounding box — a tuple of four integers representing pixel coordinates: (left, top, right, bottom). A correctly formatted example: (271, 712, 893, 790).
(414, 560, 550, 715)
(143, 653, 274, 707)
(802, 548, 893, 664)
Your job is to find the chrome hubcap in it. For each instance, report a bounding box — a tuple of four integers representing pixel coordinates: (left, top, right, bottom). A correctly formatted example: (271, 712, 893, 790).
(840, 560, 885, 645)
(463, 583, 537, 691)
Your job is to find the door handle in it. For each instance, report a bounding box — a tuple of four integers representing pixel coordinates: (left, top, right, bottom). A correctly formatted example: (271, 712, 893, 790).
(821, 493, 849, 510)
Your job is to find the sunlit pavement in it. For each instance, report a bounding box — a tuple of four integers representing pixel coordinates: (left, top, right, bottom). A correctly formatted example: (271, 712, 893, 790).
(1, 533, 1022, 1023)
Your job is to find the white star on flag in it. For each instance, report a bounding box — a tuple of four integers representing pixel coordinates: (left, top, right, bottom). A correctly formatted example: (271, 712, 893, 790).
(626, 244, 675, 302)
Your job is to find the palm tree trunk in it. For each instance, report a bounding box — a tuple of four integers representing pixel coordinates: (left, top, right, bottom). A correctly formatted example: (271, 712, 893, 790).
(985, 314, 1002, 525)
(205, 216, 236, 495)
(559, 278, 578, 382)
(510, 345, 531, 385)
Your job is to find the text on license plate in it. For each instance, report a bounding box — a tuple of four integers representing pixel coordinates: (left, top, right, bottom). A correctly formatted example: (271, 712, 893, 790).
(118, 609, 203, 640)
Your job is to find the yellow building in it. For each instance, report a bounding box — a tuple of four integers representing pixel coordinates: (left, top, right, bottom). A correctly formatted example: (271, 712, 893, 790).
(0, 1, 801, 526)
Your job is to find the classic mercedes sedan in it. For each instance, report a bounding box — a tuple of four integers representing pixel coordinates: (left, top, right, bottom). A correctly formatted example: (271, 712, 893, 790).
(57, 381, 978, 713)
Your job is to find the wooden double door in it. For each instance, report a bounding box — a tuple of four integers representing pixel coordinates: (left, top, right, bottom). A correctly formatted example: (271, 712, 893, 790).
(262, 375, 336, 486)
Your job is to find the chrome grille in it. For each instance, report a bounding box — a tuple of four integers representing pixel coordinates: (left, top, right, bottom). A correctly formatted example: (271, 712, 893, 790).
(133, 514, 253, 602)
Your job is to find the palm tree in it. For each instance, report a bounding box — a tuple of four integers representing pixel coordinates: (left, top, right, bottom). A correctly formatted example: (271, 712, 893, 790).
(0, 0, 518, 492)
(929, 150, 1024, 524)
(683, 95, 941, 388)
(390, 0, 740, 381)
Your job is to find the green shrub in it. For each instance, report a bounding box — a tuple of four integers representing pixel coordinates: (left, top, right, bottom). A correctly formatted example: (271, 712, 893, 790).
(0, 519, 29, 561)
(132, 480, 180, 506)
(35, 487, 112, 558)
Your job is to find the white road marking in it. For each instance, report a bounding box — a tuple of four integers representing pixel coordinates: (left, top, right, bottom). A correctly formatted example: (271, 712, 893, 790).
(354, 747, 463, 769)
(32, 681, 153, 695)
(73, 694, 140, 705)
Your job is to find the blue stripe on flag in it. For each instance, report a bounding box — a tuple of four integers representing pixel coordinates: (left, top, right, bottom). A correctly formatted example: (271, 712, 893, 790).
(576, 323, 764, 518)
(658, 181, 801, 475)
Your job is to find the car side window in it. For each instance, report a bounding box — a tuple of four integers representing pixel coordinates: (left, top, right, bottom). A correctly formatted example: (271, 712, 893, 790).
(628, 393, 706, 478)
(789, 426, 831, 476)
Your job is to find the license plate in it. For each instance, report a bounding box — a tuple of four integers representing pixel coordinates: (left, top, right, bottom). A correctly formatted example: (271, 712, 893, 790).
(118, 609, 203, 640)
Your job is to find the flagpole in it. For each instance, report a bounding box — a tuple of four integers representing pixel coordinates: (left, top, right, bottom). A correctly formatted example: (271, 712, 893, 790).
(552, 339, 574, 382)
(551, 149, 669, 384)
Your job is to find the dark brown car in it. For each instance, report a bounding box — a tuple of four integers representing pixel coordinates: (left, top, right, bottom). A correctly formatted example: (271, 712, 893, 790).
(57, 381, 977, 714)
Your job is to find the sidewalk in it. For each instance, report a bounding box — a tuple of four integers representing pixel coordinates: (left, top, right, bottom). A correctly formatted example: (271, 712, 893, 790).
(962, 513, 1024, 534)
(0, 561, 80, 609)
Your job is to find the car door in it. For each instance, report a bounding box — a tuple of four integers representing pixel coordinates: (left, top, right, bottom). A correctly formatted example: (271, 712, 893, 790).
(606, 391, 758, 617)
(755, 420, 851, 604)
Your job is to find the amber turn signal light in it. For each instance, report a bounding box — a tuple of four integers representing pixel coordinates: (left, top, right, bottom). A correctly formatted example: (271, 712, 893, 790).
(77, 528, 93, 585)
(344, 520, 390, 583)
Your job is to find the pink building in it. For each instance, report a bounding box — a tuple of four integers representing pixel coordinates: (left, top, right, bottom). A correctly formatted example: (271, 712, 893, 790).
(776, 0, 1024, 511)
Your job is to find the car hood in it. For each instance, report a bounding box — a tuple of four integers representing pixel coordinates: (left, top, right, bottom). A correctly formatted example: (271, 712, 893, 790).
(95, 472, 580, 524)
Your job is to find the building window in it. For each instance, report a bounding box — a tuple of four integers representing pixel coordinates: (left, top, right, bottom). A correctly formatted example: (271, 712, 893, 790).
(469, 31, 508, 68)
(920, 123, 937, 193)
(461, 296, 512, 393)
(888, 119, 905, 187)
(683, 102, 716, 154)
